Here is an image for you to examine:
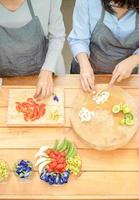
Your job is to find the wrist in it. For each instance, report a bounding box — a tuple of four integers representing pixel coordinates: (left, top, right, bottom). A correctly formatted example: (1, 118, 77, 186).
(128, 55, 139, 69)
(76, 53, 90, 68)
(40, 69, 52, 75)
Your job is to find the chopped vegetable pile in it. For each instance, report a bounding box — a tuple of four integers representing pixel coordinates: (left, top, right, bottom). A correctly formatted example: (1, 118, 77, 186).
(92, 91, 110, 105)
(14, 160, 33, 179)
(49, 110, 60, 121)
(0, 160, 10, 182)
(112, 103, 134, 126)
(46, 149, 67, 173)
(35, 139, 82, 185)
(79, 107, 95, 122)
(16, 98, 46, 122)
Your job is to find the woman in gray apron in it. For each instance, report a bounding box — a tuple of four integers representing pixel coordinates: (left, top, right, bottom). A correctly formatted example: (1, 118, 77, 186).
(68, 0, 139, 92)
(0, 0, 65, 99)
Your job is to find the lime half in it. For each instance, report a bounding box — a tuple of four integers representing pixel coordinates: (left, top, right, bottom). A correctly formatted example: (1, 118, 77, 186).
(119, 119, 126, 125)
(112, 105, 121, 114)
(122, 104, 131, 114)
(125, 118, 134, 126)
(125, 113, 134, 121)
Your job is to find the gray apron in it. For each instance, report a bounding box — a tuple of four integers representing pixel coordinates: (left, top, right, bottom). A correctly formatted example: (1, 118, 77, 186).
(0, 0, 48, 77)
(71, 8, 139, 74)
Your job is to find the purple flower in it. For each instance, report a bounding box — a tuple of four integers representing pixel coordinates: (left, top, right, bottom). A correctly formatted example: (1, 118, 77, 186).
(53, 95, 59, 102)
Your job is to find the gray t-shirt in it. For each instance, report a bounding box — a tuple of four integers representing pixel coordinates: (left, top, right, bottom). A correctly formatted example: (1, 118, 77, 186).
(0, 0, 65, 75)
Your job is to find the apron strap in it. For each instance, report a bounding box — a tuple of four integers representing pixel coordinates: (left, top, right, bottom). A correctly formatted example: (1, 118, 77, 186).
(100, 7, 105, 22)
(27, 0, 35, 18)
(136, 12, 139, 29)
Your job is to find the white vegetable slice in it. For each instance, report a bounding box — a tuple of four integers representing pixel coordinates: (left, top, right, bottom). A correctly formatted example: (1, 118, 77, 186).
(38, 160, 51, 174)
(79, 107, 95, 122)
(38, 146, 49, 153)
(35, 157, 49, 167)
(35, 152, 47, 159)
(92, 91, 110, 104)
(35, 145, 49, 158)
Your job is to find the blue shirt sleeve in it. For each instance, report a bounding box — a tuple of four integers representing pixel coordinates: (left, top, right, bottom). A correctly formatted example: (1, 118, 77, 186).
(68, 0, 91, 58)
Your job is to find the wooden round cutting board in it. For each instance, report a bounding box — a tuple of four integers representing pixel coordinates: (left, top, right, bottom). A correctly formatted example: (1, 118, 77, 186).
(71, 84, 139, 151)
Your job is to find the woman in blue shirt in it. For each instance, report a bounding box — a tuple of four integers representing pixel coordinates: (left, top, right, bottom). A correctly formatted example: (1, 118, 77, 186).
(68, 0, 139, 92)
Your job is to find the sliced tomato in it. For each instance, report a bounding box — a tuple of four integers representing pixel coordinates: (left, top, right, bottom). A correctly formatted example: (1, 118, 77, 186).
(16, 97, 46, 122)
(57, 157, 65, 164)
(27, 98, 35, 104)
(46, 149, 52, 156)
(49, 151, 57, 159)
(48, 161, 57, 170)
(52, 150, 60, 157)
(60, 152, 66, 157)
(16, 104, 22, 112)
(55, 163, 64, 170)
(38, 107, 45, 118)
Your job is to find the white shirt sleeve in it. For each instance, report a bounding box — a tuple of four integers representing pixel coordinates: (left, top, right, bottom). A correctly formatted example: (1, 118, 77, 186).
(41, 0, 65, 73)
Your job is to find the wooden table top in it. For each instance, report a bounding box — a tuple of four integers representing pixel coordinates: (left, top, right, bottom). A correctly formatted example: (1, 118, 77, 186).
(0, 74, 139, 200)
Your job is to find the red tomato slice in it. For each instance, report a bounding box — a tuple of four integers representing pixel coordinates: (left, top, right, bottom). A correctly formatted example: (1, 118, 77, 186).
(16, 98, 46, 122)
(55, 164, 64, 170)
(49, 152, 57, 159)
(57, 157, 65, 164)
(60, 152, 66, 157)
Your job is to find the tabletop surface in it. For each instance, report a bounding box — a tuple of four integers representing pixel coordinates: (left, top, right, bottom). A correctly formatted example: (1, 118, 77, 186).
(0, 74, 139, 200)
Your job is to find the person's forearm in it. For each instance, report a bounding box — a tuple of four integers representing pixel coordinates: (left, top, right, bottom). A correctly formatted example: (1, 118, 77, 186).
(76, 53, 90, 69)
(0, 78, 2, 87)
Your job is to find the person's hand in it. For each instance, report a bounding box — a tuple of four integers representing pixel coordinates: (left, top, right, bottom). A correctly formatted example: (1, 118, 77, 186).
(34, 70, 53, 100)
(109, 56, 138, 86)
(78, 57, 96, 93)
(80, 62, 95, 92)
